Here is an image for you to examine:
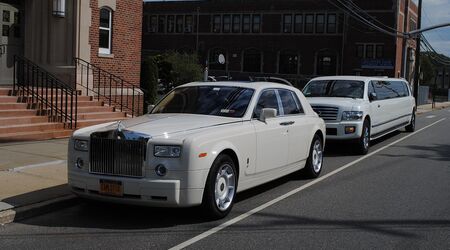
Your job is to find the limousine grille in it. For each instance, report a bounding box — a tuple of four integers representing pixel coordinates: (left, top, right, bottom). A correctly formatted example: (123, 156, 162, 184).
(311, 105, 339, 121)
(89, 138, 146, 178)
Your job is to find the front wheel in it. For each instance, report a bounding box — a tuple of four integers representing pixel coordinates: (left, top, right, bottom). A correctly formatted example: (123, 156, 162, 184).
(302, 134, 323, 178)
(356, 119, 370, 155)
(405, 111, 415, 132)
(202, 154, 237, 219)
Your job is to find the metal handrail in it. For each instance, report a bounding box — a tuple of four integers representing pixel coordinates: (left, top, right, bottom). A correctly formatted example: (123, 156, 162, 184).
(74, 57, 146, 117)
(13, 55, 78, 129)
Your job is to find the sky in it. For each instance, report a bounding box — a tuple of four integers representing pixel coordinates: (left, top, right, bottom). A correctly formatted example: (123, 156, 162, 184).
(421, 0, 450, 57)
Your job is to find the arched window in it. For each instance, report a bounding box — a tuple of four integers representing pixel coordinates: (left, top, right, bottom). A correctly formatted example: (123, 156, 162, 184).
(99, 8, 112, 54)
(209, 48, 227, 71)
(243, 49, 262, 73)
(316, 50, 337, 76)
(279, 50, 299, 74)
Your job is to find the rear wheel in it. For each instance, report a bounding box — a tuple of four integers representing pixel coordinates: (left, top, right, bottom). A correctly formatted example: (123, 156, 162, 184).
(405, 111, 415, 132)
(202, 154, 237, 219)
(302, 134, 323, 178)
(356, 119, 370, 155)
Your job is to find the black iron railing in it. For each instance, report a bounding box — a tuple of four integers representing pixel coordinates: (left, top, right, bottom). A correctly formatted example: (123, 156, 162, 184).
(74, 57, 145, 117)
(13, 55, 78, 129)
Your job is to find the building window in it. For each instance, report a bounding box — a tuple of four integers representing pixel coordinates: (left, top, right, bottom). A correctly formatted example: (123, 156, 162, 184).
(283, 14, 292, 33)
(209, 48, 227, 70)
(167, 15, 175, 33)
(327, 14, 336, 33)
(213, 15, 221, 33)
(376, 45, 383, 58)
(158, 15, 166, 33)
(185, 15, 193, 33)
(223, 15, 231, 33)
(305, 14, 314, 33)
(356, 44, 364, 58)
(316, 14, 325, 33)
(365, 44, 374, 58)
(409, 19, 417, 32)
(52, 0, 65, 17)
(243, 49, 262, 72)
(150, 15, 157, 33)
(279, 51, 299, 74)
(232, 14, 241, 33)
(317, 50, 337, 76)
(252, 14, 261, 33)
(176, 15, 183, 33)
(99, 8, 112, 54)
(242, 14, 251, 33)
(294, 14, 303, 33)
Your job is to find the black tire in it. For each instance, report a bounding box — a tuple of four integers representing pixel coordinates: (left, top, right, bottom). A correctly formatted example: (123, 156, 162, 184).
(356, 119, 370, 155)
(302, 134, 323, 178)
(202, 154, 237, 219)
(405, 111, 415, 132)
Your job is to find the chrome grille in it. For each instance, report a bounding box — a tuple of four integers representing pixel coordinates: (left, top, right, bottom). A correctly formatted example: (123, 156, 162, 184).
(89, 138, 146, 177)
(311, 105, 339, 121)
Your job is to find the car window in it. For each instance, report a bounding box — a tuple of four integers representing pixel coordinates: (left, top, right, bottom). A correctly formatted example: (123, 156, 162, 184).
(278, 89, 303, 115)
(303, 80, 364, 98)
(373, 81, 397, 100)
(368, 81, 375, 97)
(253, 89, 281, 118)
(389, 81, 409, 97)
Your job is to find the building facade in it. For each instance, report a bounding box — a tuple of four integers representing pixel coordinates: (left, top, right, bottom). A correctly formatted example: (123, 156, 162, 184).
(142, 0, 418, 87)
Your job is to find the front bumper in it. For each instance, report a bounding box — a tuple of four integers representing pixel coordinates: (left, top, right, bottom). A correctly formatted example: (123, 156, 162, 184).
(68, 170, 207, 207)
(324, 120, 364, 140)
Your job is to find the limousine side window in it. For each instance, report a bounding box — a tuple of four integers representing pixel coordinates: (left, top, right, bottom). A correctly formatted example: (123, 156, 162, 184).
(373, 81, 398, 100)
(278, 89, 304, 115)
(388, 81, 409, 97)
(254, 89, 281, 118)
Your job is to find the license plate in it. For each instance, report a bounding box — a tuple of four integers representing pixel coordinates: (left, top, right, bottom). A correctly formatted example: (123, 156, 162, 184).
(99, 180, 123, 197)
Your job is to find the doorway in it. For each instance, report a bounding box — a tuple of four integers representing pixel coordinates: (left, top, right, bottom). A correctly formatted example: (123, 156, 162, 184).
(0, 2, 22, 85)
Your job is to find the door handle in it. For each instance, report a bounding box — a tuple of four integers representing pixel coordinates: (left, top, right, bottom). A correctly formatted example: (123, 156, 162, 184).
(280, 121, 295, 126)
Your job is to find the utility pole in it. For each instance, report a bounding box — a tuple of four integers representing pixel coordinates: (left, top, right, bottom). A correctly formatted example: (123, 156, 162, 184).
(413, 0, 422, 106)
(401, 0, 410, 78)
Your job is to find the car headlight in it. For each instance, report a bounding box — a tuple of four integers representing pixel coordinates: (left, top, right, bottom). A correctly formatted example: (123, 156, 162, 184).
(154, 145, 182, 158)
(341, 111, 363, 121)
(74, 139, 89, 151)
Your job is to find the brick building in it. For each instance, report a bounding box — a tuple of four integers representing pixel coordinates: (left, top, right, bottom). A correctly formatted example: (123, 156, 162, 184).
(142, 0, 419, 87)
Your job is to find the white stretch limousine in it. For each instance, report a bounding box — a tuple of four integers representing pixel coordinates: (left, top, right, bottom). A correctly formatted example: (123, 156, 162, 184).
(68, 81, 325, 218)
(303, 76, 416, 154)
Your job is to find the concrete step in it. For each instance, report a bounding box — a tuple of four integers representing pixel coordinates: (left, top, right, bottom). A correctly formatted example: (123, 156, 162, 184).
(0, 129, 73, 143)
(77, 118, 126, 128)
(49, 100, 103, 107)
(0, 88, 12, 95)
(0, 109, 38, 117)
(0, 116, 48, 126)
(77, 111, 127, 120)
(0, 96, 19, 103)
(0, 103, 28, 110)
(0, 122, 65, 134)
(76, 106, 114, 113)
(21, 95, 93, 102)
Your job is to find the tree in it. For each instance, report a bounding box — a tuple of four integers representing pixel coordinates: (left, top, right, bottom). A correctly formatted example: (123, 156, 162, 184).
(140, 56, 159, 108)
(420, 53, 435, 84)
(157, 51, 203, 87)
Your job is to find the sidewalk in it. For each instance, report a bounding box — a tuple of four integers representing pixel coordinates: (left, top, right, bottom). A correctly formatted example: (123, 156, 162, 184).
(1, 102, 450, 225)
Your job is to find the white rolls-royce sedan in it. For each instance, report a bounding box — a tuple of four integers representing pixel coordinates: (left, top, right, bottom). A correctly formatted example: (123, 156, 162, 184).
(68, 81, 326, 218)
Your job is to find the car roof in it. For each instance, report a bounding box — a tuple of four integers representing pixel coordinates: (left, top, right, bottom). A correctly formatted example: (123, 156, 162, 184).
(181, 81, 298, 91)
(309, 75, 407, 82)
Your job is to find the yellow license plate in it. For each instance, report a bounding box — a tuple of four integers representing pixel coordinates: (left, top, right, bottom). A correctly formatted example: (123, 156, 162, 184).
(99, 180, 123, 197)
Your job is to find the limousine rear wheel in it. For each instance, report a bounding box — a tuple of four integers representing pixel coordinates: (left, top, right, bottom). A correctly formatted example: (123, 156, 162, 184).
(303, 134, 323, 178)
(356, 120, 370, 155)
(405, 111, 415, 132)
(202, 154, 237, 219)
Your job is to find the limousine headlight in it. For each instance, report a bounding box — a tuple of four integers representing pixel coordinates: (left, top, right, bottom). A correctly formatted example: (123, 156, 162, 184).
(74, 139, 89, 151)
(154, 145, 182, 158)
(342, 111, 363, 121)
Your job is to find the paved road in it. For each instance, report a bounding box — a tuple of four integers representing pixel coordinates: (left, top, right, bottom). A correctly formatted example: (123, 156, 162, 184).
(1, 108, 449, 249)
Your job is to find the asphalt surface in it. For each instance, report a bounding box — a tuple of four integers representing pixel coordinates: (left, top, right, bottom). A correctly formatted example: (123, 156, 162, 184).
(1, 108, 449, 249)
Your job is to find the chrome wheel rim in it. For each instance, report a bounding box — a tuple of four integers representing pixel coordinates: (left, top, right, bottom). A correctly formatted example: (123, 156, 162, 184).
(214, 164, 236, 211)
(363, 126, 369, 149)
(312, 140, 323, 173)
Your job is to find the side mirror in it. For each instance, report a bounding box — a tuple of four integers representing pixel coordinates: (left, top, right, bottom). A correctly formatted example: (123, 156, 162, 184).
(369, 92, 377, 102)
(147, 104, 155, 114)
(259, 108, 277, 122)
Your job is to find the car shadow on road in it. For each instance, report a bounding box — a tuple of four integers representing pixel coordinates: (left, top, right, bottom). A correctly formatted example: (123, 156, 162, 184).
(379, 143, 450, 163)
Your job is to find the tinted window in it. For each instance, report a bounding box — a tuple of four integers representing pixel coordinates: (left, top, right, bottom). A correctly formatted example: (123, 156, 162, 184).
(152, 86, 254, 118)
(253, 90, 280, 118)
(373, 81, 397, 100)
(389, 81, 409, 97)
(279, 89, 302, 115)
(303, 80, 365, 98)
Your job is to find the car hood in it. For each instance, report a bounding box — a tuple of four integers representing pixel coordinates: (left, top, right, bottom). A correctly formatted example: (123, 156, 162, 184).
(306, 97, 365, 111)
(73, 114, 241, 139)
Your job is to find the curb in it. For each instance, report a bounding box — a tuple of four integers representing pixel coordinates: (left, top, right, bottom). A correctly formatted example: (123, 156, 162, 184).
(0, 194, 78, 225)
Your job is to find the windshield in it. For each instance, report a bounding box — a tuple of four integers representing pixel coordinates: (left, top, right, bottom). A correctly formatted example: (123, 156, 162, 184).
(151, 86, 255, 118)
(303, 80, 365, 98)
